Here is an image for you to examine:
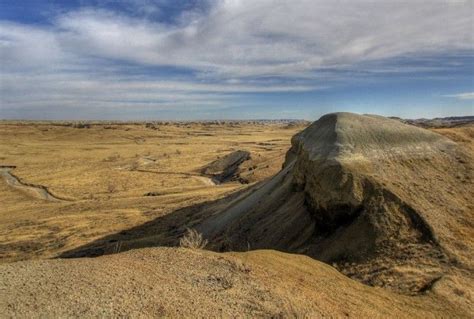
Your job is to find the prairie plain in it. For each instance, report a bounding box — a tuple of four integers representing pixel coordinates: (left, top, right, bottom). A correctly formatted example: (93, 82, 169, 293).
(0, 121, 303, 263)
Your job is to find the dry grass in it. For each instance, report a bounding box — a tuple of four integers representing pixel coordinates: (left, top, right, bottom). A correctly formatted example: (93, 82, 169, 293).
(0, 121, 301, 262)
(179, 228, 208, 249)
(0, 248, 470, 318)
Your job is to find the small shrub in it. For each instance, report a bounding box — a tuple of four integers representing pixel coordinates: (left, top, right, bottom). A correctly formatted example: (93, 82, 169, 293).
(107, 183, 117, 193)
(179, 228, 208, 249)
(129, 161, 139, 171)
(103, 154, 121, 162)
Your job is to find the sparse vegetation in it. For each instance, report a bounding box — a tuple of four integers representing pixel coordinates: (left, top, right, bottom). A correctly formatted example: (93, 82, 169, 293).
(179, 228, 208, 249)
(112, 241, 122, 254)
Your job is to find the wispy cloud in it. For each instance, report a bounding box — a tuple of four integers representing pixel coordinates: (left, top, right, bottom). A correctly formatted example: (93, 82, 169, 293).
(443, 92, 474, 100)
(0, 0, 473, 118)
(48, 1, 473, 77)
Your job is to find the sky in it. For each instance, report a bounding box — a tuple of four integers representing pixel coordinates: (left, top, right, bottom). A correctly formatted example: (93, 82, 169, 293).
(0, 0, 473, 120)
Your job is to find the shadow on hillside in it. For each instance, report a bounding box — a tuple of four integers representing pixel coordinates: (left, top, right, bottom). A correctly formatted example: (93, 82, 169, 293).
(59, 187, 250, 258)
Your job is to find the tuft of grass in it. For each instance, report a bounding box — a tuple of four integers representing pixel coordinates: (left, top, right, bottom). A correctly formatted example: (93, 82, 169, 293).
(179, 228, 208, 249)
(112, 241, 122, 254)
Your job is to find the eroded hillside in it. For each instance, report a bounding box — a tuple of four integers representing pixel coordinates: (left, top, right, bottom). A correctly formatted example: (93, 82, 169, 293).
(199, 114, 473, 299)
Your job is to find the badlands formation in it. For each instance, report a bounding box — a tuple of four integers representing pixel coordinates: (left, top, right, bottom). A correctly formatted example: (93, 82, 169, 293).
(1, 113, 472, 318)
(201, 113, 473, 297)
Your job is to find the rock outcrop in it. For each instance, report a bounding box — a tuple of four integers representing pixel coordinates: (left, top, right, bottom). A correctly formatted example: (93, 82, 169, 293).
(201, 150, 251, 183)
(200, 113, 473, 295)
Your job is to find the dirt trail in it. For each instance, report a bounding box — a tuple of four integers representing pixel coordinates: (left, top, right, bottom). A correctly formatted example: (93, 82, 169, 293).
(136, 169, 217, 186)
(193, 175, 218, 186)
(0, 166, 65, 201)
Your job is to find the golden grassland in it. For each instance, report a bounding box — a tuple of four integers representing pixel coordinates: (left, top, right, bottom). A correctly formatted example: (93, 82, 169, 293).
(0, 121, 302, 262)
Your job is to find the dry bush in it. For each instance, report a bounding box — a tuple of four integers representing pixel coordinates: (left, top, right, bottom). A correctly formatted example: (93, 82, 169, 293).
(107, 183, 117, 193)
(129, 161, 139, 171)
(103, 154, 121, 162)
(179, 228, 208, 249)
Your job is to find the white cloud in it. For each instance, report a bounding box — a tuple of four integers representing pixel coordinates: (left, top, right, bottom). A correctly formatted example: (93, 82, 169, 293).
(48, 0, 473, 77)
(0, 0, 473, 115)
(4, 0, 473, 75)
(443, 92, 474, 100)
(0, 22, 64, 70)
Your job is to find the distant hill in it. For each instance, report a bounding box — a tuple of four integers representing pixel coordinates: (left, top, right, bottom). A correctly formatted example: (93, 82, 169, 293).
(399, 115, 474, 128)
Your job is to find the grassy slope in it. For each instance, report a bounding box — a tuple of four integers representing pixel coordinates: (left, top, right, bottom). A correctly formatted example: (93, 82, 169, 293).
(1, 247, 469, 318)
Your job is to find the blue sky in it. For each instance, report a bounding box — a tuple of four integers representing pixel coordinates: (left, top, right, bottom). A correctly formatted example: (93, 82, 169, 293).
(1, 0, 473, 120)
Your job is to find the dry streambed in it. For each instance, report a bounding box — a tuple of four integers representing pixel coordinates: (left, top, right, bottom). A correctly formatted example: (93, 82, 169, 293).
(0, 166, 65, 202)
(0, 164, 219, 203)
